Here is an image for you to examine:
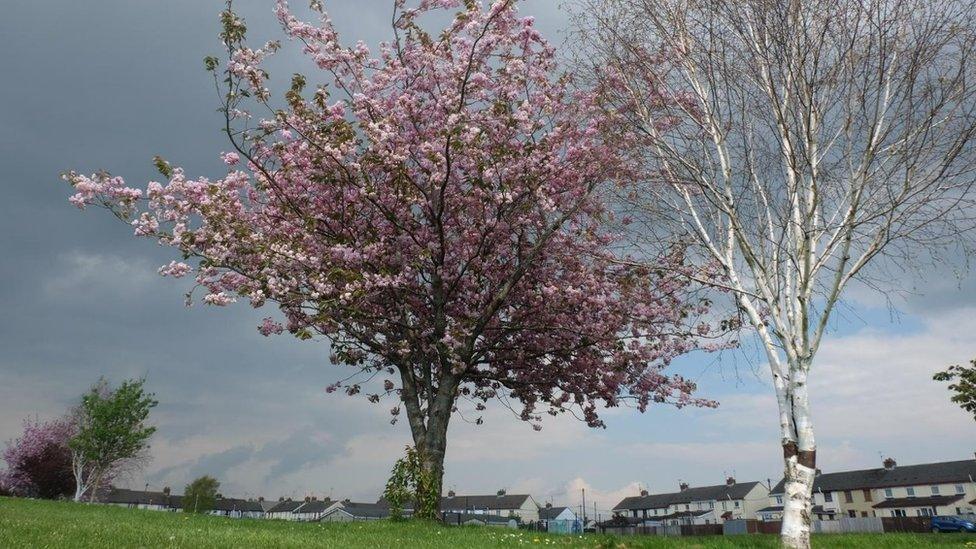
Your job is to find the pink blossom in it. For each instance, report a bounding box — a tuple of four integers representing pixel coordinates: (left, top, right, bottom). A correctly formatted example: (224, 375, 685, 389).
(158, 261, 191, 278)
(220, 152, 241, 166)
(257, 317, 284, 336)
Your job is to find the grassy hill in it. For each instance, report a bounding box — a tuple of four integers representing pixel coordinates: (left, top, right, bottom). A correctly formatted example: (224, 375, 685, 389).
(0, 497, 970, 548)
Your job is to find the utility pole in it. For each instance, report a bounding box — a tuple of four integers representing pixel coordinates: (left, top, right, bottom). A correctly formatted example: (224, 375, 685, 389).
(581, 488, 587, 525)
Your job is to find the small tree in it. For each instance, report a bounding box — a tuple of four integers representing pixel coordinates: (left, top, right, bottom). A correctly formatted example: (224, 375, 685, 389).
(1, 417, 76, 500)
(935, 359, 976, 420)
(383, 445, 434, 521)
(70, 378, 158, 502)
(183, 475, 220, 514)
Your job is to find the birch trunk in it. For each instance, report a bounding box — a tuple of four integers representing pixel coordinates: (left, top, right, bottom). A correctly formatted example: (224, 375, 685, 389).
(71, 452, 88, 502)
(779, 367, 816, 549)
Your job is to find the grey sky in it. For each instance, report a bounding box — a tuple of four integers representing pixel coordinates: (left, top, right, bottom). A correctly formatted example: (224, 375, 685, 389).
(2, 1, 975, 513)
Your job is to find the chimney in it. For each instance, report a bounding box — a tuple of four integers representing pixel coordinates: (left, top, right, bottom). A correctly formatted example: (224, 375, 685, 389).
(447, 490, 455, 498)
(216, 493, 223, 499)
(305, 496, 311, 503)
(815, 468, 822, 476)
(545, 502, 552, 508)
(163, 487, 171, 496)
(726, 477, 735, 486)
(343, 498, 351, 504)
(497, 489, 506, 497)
(679, 482, 689, 492)
(258, 497, 264, 502)
(640, 489, 649, 497)
(883, 457, 897, 470)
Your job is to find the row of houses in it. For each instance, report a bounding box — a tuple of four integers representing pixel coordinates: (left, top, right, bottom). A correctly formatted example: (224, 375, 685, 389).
(609, 455, 976, 528)
(95, 454, 976, 532)
(95, 487, 577, 530)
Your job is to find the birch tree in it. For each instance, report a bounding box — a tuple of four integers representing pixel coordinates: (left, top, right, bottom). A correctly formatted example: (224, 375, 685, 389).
(70, 379, 157, 502)
(581, 0, 976, 546)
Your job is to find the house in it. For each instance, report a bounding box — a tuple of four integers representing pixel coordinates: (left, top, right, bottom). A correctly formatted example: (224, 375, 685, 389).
(767, 456, 976, 519)
(440, 490, 540, 522)
(538, 504, 580, 534)
(209, 497, 266, 519)
(95, 487, 183, 512)
(266, 498, 304, 520)
(442, 512, 517, 527)
(612, 477, 768, 525)
(291, 498, 333, 521)
(319, 500, 393, 522)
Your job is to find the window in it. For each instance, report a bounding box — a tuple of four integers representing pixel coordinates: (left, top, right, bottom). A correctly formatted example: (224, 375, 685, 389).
(861, 511, 868, 517)
(824, 492, 833, 502)
(844, 491, 853, 503)
(906, 487, 916, 497)
(734, 501, 740, 508)
(684, 504, 689, 511)
(722, 501, 727, 510)
(931, 486, 941, 496)
(642, 510, 647, 519)
(632, 510, 637, 518)
(893, 509, 906, 517)
(848, 510, 856, 518)
(775, 496, 783, 505)
(918, 508, 933, 517)
(863, 489, 872, 502)
(956, 485, 965, 495)
(708, 502, 714, 509)
(884, 488, 893, 499)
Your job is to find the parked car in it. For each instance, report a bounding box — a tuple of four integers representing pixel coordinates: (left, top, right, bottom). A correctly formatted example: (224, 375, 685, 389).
(931, 516, 976, 533)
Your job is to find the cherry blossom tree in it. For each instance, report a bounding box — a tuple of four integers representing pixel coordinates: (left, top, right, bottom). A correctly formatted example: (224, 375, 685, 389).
(1, 417, 76, 500)
(65, 0, 714, 517)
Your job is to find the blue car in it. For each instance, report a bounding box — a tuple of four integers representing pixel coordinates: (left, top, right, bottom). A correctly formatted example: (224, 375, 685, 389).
(931, 516, 976, 533)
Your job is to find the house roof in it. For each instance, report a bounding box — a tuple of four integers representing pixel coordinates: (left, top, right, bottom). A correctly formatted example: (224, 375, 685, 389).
(539, 506, 573, 520)
(293, 499, 333, 514)
(330, 501, 393, 519)
(267, 500, 304, 513)
(212, 498, 265, 513)
(440, 494, 533, 511)
(613, 482, 761, 511)
(96, 488, 182, 508)
(771, 459, 976, 494)
(872, 495, 965, 509)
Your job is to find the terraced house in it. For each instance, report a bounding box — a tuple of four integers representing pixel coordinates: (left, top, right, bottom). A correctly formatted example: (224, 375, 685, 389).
(612, 477, 768, 525)
(764, 456, 976, 520)
(440, 490, 541, 522)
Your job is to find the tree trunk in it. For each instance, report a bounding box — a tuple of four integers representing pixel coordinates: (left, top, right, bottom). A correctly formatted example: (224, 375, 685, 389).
(415, 414, 450, 520)
(398, 368, 457, 521)
(71, 454, 87, 502)
(780, 368, 816, 549)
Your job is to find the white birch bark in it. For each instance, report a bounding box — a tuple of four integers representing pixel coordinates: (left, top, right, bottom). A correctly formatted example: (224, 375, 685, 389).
(71, 451, 89, 502)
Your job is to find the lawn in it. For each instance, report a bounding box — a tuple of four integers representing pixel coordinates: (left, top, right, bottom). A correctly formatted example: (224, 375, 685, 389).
(1, 497, 973, 548)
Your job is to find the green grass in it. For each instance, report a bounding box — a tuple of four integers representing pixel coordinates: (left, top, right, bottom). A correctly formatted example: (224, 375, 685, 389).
(1, 497, 973, 548)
